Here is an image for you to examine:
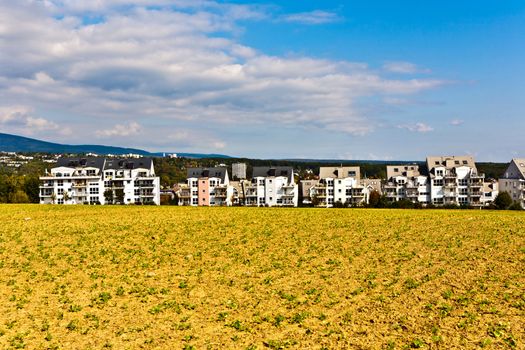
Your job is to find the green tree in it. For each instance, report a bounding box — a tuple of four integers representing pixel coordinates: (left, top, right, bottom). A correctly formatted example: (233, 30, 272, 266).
(115, 189, 125, 204)
(9, 190, 30, 203)
(23, 176, 40, 203)
(494, 192, 513, 210)
(368, 190, 381, 208)
(104, 189, 114, 204)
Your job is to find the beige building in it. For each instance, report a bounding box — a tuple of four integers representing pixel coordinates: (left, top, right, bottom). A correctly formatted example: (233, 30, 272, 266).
(383, 164, 430, 204)
(499, 159, 525, 208)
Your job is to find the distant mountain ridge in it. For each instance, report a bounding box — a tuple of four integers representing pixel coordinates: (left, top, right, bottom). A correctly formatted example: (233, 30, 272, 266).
(0, 133, 231, 159)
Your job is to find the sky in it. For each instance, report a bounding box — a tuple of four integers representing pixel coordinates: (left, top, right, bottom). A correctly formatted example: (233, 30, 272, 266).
(0, 0, 524, 161)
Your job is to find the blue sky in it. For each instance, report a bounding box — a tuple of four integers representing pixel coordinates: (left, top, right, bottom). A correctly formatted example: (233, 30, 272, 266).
(0, 0, 523, 161)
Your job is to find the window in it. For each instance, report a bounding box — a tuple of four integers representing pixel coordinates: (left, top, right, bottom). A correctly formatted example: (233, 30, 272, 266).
(192, 198, 198, 205)
(104, 181, 111, 187)
(57, 199, 64, 204)
(89, 197, 98, 204)
(458, 197, 468, 204)
(57, 188, 64, 195)
(463, 160, 468, 165)
(134, 189, 140, 196)
(57, 180, 64, 186)
(459, 179, 468, 186)
(436, 170, 444, 177)
(459, 188, 468, 195)
(455, 161, 460, 165)
(348, 171, 356, 177)
(89, 188, 99, 195)
(192, 181, 198, 187)
(394, 168, 399, 172)
(192, 190, 198, 196)
(338, 189, 342, 193)
(269, 197, 273, 201)
(269, 179, 273, 183)
(433, 179, 443, 186)
(87, 170, 96, 176)
(328, 189, 334, 195)
(435, 161, 440, 165)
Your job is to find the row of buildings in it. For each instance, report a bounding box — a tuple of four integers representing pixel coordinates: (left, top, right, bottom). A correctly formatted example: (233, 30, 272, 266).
(39, 157, 160, 205)
(38, 156, 525, 209)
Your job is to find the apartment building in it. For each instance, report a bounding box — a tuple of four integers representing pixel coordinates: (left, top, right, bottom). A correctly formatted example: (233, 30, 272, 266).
(383, 164, 431, 204)
(310, 166, 368, 207)
(179, 167, 233, 206)
(426, 156, 487, 207)
(40, 157, 160, 205)
(499, 159, 525, 208)
(245, 167, 298, 207)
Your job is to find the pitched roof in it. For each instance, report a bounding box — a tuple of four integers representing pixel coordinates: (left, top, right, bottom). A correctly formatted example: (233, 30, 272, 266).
(386, 164, 420, 180)
(56, 157, 105, 170)
(252, 166, 294, 182)
(426, 155, 476, 171)
(510, 159, 525, 179)
(104, 158, 153, 170)
(187, 167, 229, 182)
(318, 166, 360, 180)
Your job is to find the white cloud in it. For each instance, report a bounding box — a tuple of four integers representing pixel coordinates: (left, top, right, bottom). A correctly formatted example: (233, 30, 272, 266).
(0, 105, 69, 135)
(398, 122, 434, 133)
(281, 10, 341, 25)
(96, 121, 142, 138)
(383, 61, 431, 74)
(450, 119, 464, 126)
(0, 1, 446, 153)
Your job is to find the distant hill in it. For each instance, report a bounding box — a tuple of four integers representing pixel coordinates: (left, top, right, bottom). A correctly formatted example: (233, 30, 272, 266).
(0, 133, 231, 159)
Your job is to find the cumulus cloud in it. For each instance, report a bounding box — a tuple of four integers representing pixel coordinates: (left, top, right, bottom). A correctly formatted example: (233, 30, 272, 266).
(96, 121, 142, 138)
(0, 105, 69, 135)
(0, 0, 445, 153)
(383, 61, 431, 74)
(281, 10, 341, 25)
(398, 122, 434, 133)
(450, 119, 464, 126)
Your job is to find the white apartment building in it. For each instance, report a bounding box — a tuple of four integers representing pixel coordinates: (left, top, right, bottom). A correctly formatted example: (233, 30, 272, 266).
(383, 165, 431, 204)
(245, 167, 298, 207)
(499, 158, 525, 208)
(426, 156, 488, 207)
(40, 157, 160, 205)
(311, 166, 368, 207)
(179, 167, 233, 206)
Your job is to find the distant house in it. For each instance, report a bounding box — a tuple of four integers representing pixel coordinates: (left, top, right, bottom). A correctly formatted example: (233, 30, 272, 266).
(39, 157, 160, 205)
(245, 167, 298, 207)
(383, 164, 430, 204)
(179, 167, 233, 206)
(499, 158, 525, 208)
(426, 155, 495, 207)
(310, 166, 370, 207)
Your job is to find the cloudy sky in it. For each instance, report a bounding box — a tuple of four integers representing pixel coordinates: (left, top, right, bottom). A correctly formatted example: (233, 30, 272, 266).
(0, 0, 524, 160)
